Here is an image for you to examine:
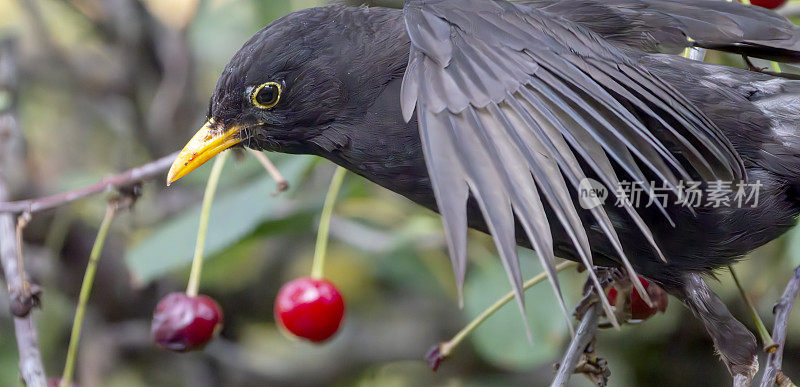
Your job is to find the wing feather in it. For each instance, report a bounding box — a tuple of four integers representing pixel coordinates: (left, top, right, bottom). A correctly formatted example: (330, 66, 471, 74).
(523, 0, 800, 62)
(402, 0, 744, 328)
(523, 78, 670, 256)
(515, 87, 652, 312)
(417, 104, 470, 304)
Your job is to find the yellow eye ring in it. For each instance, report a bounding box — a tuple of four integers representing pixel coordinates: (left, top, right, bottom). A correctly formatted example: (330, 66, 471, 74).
(251, 82, 282, 109)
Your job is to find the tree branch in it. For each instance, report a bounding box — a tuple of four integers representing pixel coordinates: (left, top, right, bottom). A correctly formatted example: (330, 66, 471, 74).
(0, 186, 47, 387)
(759, 265, 800, 387)
(0, 152, 177, 215)
(0, 36, 47, 387)
(552, 303, 599, 386)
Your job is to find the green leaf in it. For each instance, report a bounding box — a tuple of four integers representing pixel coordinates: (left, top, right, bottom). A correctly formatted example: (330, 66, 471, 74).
(125, 155, 316, 284)
(464, 249, 572, 370)
(784, 224, 800, 267)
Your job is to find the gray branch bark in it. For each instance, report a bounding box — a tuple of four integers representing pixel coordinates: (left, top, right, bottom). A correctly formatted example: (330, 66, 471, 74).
(759, 265, 800, 387)
(551, 304, 599, 386)
(0, 151, 177, 214)
(0, 36, 47, 387)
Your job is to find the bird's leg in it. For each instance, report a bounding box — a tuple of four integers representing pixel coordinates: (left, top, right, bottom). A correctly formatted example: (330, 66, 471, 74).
(555, 275, 610, 386)
(672, 273, 758, 385)
(743, 55, 768, 73)
(607, 268, 633, 325)
(574, 268, 617, 321)
(573, 290, 598, 321)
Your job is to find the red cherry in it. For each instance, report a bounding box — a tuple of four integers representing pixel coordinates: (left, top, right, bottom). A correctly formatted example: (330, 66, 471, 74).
(48, 378, 77, 387)
(151, 292, 223, 352)
(608, 276, 668, 320)
(750, 0, 787, 9)
(274, 277, 345, 343)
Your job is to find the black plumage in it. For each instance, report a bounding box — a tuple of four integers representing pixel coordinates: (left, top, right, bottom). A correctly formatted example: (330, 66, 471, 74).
(170, 0, 800, 380)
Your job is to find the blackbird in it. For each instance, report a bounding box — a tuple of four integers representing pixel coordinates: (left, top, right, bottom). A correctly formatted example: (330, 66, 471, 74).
(166, 0, 800, 381)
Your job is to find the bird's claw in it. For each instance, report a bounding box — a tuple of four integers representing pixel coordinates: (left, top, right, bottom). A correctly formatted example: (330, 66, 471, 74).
(554, 338, 610, 386)
(574, 355, 611, 386)
(573, 291, 599, 321)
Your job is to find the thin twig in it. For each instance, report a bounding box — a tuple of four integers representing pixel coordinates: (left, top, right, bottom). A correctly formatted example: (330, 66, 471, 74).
(426, 261, 577, 371)
(552, 303, 599, 386)
(15, 212, 32, 300)
(448, 261, 577, 354)
(759, 265, 800, 387)
(0, 151, 177, 214)
(9, 212, 40, 318)
(248, 149, 289, 196)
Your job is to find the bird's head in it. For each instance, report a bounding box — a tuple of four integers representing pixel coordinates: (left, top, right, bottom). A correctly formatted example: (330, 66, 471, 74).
(167, 6, 407, 185)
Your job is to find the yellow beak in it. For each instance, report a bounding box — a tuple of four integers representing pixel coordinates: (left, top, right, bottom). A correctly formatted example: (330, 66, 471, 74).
(167, 120, 243, 185)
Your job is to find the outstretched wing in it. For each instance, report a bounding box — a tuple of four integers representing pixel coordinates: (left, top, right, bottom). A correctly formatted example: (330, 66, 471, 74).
(523, 0, 800, 62)
(401, 0, 745, 327)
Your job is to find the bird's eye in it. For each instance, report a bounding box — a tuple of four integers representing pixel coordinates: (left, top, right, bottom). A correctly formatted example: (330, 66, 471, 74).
(251, 82, 281, 109)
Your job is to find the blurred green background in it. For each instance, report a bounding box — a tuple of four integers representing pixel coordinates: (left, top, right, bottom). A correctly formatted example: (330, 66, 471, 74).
(0, 0, 799, 385)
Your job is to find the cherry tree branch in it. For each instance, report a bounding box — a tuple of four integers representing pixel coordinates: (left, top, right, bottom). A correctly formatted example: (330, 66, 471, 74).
(759, 265, 800, 387)
(552, 303, 600, 386)
(0, 152, 177, 215)
(0, 36, 47, 387)
(0, 185, 47, 387)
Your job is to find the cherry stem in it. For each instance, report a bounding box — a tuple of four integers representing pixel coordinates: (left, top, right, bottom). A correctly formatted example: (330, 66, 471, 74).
(729, 265, 777, 352)
(61, 203, 117, 387)
(438, 261, 577, 357)
(248, 149, 289, 196)
(311, 166, 347, 279)
(186, 151, 229, 298)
